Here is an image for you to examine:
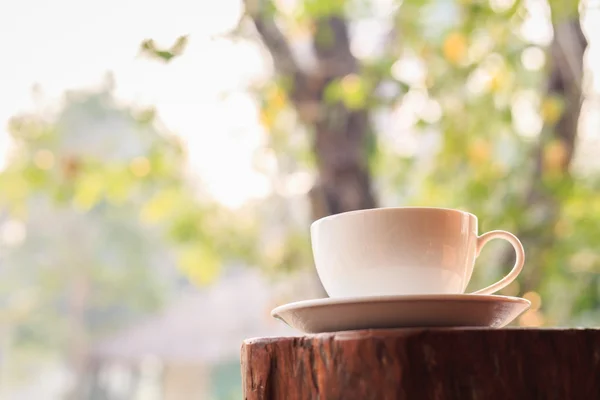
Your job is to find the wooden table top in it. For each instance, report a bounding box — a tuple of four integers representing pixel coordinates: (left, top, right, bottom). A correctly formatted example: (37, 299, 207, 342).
(241, 328, 600, 400)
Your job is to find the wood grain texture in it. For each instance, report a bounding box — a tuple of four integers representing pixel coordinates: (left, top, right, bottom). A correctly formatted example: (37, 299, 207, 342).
(241, 329, 600, 400)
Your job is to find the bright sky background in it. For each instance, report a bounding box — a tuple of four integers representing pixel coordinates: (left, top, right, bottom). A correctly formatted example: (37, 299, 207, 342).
(1, 0, 599, 207)
(0, 0, 271, 208)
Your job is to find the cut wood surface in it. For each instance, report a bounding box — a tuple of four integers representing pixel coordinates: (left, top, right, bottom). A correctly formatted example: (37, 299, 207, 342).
(241, 328, 600, 400)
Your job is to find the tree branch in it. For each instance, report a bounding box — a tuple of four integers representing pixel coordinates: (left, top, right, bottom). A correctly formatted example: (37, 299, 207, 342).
(312, 16, 358, 78)
(244, 0, 302, 77)
(499, 17, 587, 294)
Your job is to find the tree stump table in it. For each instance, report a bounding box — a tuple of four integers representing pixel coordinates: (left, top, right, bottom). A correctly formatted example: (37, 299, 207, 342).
(241, 328, 600, 399)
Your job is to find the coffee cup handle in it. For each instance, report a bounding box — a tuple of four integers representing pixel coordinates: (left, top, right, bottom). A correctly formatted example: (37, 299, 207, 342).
(470, 230, 525, 295)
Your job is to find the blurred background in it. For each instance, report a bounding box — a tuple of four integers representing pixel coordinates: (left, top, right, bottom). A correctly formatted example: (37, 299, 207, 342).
(0, 0, 598, 398)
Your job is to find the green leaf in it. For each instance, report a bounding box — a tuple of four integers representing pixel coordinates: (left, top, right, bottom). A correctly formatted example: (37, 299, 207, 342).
(140, 35, 189, 63)
(303, 0, 346, 17)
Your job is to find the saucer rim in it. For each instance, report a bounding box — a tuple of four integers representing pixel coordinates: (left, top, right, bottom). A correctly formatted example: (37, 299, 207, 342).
(272, 294, 531, 317)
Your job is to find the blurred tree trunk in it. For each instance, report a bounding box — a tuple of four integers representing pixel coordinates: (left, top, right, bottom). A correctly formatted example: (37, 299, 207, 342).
(65, 219, 92, 400)
(65, 270, 91, 400)
(246, 2, 377, 221)
(502, 15, 587, 293)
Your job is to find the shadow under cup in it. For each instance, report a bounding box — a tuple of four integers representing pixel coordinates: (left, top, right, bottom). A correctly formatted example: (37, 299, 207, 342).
(311, 208, 479, 298)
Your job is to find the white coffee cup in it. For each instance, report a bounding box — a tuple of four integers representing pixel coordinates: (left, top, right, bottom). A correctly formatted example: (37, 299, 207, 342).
(311, 207, 524, 297)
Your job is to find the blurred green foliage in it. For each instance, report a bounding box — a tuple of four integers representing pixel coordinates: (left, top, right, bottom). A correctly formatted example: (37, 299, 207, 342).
(243, 0, 599, 327)
(0, 83, 259, 375)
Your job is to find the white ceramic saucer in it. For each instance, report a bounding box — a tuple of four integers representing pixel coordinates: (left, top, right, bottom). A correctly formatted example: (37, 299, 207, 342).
(272, 294, 531, 334)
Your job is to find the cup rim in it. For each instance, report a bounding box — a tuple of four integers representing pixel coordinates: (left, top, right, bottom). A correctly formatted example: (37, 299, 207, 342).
(311, 206, 477, 229)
